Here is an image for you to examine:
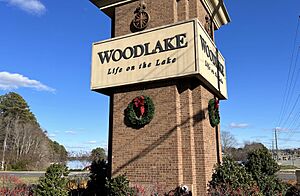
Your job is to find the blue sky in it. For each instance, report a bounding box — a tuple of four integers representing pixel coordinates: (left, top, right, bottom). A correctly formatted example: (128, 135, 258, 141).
(0, 0, 300, 152)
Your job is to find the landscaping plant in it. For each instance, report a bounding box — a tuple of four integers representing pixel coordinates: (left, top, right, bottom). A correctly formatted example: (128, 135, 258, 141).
(208, 156, 259, 195)
(86, 159, 109, 195)
(106, 174, 135, 196)
(35, 163, 69, 196)
(245, 148, 287, 195)
(0, 174, 33, 195)
(208, 148, 288, 195)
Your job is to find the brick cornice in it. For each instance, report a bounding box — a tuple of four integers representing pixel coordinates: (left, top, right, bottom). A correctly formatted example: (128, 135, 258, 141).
(90, 0, 230, 29)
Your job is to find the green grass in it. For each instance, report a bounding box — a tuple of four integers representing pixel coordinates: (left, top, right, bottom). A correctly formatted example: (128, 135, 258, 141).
(19, 176, 39, 185)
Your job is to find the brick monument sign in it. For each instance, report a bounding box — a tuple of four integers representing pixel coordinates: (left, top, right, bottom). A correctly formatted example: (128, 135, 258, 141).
(90, 0, 230, 194)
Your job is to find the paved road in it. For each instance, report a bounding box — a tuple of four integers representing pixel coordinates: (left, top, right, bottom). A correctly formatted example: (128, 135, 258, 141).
(277, 171, 296, 181)
(278, 158, 300, 168)
(0, 171, 89, 178)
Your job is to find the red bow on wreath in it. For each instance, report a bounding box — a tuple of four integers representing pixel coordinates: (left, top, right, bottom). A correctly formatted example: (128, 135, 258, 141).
(215, 99, 219, 109)
(133, 96, 145, 117)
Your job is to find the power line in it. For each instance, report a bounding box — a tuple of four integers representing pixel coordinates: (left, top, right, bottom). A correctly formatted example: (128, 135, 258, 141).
(287, 108, 300, 131)
(281, 94, 300, 128)
(274, 17, 300, 153)
(279, 48, 300, 127)
(277, 17, 300, 127)
(285, 115, 300, 141)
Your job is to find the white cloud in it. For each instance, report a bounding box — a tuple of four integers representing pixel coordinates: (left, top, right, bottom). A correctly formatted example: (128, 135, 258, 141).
(65, 130, 77, 135)
(250, 135, 268, 139)
(2, 0, 46, 15)
(229, 122, 249, 129)
(87, 141, 97, 144)
(99, 141, 108, 147)
(66, 145, 86, 150)
(0, 71, 55, 92)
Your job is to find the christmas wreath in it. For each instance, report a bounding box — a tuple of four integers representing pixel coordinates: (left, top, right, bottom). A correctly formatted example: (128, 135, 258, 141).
(208, 98, 220, 127)
(125, 95, 155, 128)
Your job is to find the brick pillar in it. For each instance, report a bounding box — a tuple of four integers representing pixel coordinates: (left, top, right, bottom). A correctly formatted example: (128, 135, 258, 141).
(107, 0, 221, 194)
(109, 78, 221, 194)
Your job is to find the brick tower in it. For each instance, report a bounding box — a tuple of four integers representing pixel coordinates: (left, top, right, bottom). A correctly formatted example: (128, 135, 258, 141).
(90, 0, 230, 195)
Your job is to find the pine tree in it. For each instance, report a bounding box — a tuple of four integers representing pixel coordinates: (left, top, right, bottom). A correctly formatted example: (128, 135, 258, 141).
(0, 92, 36, 170)
(86, 159, 109, 195)
(35, 164, 69, 196)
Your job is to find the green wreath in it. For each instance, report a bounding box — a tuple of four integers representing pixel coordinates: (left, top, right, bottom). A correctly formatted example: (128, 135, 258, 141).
(125, 95, 155, 128)
(208, 98, 220, 127)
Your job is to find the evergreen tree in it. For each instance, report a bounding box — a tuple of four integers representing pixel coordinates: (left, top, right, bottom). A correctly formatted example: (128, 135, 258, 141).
(0, 92, 36, 170)
(245, 148, 287, 195)
(35, 164, 69, 196)
(209, 156, 255, 192)
(106, 174, 134, 196)
(86, 159, 109, 195)
(49, 140, 68, 163)
(90, 147, 106, 162)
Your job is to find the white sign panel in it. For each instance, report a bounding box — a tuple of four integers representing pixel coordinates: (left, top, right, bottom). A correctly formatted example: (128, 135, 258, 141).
(91, 19, 227, 99)
(196, 21, 227, 99)
(91, 20, 197, 90)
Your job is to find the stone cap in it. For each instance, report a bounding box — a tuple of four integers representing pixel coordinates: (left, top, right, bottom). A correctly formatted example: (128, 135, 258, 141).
(90, 0, 134, 10)
(89, 0, 135, 18)
(90, 0, 230, 29)
(202, 0, 231, 29)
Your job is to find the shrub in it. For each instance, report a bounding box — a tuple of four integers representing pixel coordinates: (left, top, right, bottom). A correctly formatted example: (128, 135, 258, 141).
(286, 184, 300, 196)
(0, 174, 34, 195)
(67, 177, 88, 190)
(208, 183, 262, 196)
(85, 160, 141, 196)
(245, 148, 279, 177)
(245, 148, 287, 195)
(131, 184, 146, 196)
(86, 159, 109, 195)
(67, 175, 89, 196)
(11, 160, 29, 171)
(35, 163, 69, 196)
(106, 174, 134, 196)
(209, 157, 255, 191)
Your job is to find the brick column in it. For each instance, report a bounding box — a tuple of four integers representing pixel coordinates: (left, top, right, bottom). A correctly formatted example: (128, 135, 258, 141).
(109, 79, 221, 194)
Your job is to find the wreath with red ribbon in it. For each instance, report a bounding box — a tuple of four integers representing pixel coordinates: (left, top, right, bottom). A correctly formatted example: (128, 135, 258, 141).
(208, 98, 220, 127)
(125, 95, 155, 128)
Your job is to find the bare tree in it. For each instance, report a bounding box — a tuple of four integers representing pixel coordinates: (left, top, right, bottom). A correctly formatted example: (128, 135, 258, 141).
(221, 131, 237, 154)
(0, 92, 67, 170)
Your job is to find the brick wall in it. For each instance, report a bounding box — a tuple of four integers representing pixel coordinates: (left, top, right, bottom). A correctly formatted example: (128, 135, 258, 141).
(114, 0, 214, 37)
(110, 78, 221, 194)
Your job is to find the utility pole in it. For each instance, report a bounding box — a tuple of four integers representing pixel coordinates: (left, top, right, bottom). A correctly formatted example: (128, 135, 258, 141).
(272, 139, 274, 159)
(275, 128, 279, 161)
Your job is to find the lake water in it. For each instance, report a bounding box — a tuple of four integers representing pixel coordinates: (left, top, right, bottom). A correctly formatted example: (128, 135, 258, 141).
(67, 160, 91, 170)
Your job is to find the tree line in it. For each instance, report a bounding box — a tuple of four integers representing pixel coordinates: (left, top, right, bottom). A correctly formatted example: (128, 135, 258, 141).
(68, 147, 106, 162)
(221, 130, 268, 162)
(0, 92, 67, 170)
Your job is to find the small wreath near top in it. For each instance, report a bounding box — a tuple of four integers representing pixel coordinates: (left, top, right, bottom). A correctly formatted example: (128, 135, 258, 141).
(208, 98, 220, 127)
(125, 95, 155, 129)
